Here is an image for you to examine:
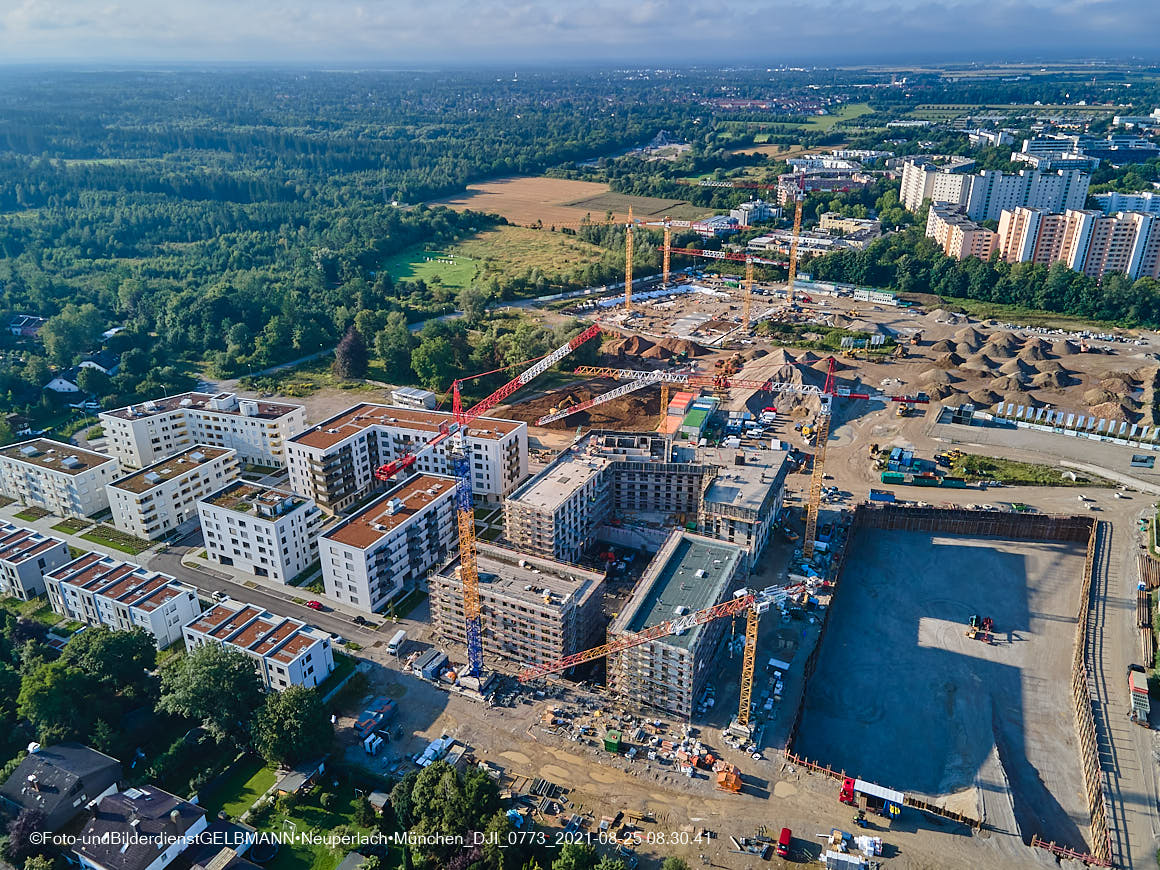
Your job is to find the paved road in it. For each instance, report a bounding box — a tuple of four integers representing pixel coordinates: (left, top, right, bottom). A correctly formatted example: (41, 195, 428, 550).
(146, 542, 383, 646)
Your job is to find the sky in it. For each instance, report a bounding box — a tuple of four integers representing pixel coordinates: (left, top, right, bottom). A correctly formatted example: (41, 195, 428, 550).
(1, 0, 1159, 65)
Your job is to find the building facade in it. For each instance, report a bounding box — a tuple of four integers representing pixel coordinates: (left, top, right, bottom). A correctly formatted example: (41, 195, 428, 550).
(99, 392, 306, 470)
(925, 204, 998, 261)
(430, 542, 606, 670)
(107, 446, 238, 540)
(74, 786, 207, 870)
(901, 159, 1090, 222)
(198, 482, 322, 584)
(699, 449, 790, 561)
(320, 473, 458, 612)
(287, 404, 527, 512)
(45, 553, 202, 648)
(1093, 191, 1160, 216)
(0, 440, 118, 518)
(607, 531, 747, 718)
(182, 600, 335, 690)
(996, 207, 1160, 280)
(0, 523, 72, 600)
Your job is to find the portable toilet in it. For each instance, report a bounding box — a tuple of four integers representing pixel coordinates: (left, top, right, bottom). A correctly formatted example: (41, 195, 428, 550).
(604, 729, 622, 753)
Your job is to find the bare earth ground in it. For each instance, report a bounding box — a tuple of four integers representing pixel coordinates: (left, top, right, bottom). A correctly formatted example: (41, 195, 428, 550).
(795, 529, 1091, 851)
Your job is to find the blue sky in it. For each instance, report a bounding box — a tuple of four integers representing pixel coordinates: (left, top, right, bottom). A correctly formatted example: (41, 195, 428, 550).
(0, 0, 1158, 64)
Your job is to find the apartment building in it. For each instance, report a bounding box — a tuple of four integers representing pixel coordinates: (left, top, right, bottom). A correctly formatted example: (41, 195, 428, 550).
(699, 449, 790, 561)
(1093, 191, 1160, 216)
(0, 523, 72, 600)
(99, 392, 306, 470)
(0, 440, 118, 518)
(505, 432, 710, 564)
(996, 207, 1160, 280)
(997, 207, 1073, 264)
(776, 171, 872, 206)
(182, 600, 334, 690)
(198, 482, 322, 584)
(429, 542, 606, 670)
(819, 213, 882, 236)
(287, 403, 527, 512)
(900, 159, 1090, 221)
(107, 446, 238, 540)
(320, 473, 458, 612)
(45, 553, 201, 648)
(607, 531, 747, 718)
(925, 204, 997, 261)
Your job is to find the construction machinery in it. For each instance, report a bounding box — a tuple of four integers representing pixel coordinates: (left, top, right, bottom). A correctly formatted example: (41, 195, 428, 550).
(373, 324, 603, 679)
(518, 583, 806, 736)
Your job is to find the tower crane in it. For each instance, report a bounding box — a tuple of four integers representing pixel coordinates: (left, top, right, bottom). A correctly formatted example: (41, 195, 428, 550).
(662, 246, 786, 331)
(785, 173, 806, 306)
(555, 361, 928, 564)
(518, 582, 807, 736)
(373, 323, 603, 678)
(624, 207, 634, 312)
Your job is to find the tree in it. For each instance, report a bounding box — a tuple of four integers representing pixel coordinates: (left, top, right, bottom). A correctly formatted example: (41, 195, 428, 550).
(457, 285, 491, 327)
(594, 860, 627, 870)
(410, 336, 455, 392)
(158, 644, 264, 742)
(62, 626, 156, 698)
(333, 325, 369, 380)
(551, 843, 597, 870)
(354, 795, 376, 828)
(76, 367, 111, 398)
(40, 304, 104, 366)
(660, 859, 690, 870)
(390, 770, 420, 828)
(252, 685, 332, 764)
(374, 312, 416, 381)
(5, 809, 44, 861)
(17, 661, 103, 743)
(23, 855, 54, 870)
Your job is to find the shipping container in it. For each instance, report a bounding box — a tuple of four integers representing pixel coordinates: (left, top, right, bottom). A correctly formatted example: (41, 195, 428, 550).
(868, 489, 895, 502)
(880, 472, 905, 484)
(908, 474, 939, 487)
(939, 477, 967, 489)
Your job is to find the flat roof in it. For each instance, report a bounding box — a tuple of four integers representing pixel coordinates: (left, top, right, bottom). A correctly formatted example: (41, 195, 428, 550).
(110, 445, 234, 494)
(291, 403, 522, 450)
(0, 524, 66, 564)
(185, 600, 324, 665)
(323, 474, 455, 550)
(700, 449, 789, 514)
(617, 531, 743, 651)
(506, 449, 609, 513)
(103, 391, 302, 421)
(202, 480, 307, 515)
(438, 542, 604, 611)
(46, 553, 191, 608)
(0, 439, 115, 475)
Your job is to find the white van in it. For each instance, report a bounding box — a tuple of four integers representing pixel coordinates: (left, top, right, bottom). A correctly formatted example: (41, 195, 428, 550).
(387, 629, 407, 655)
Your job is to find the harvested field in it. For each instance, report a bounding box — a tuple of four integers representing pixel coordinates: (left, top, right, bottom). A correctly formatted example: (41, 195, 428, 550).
(428, 176, 707, 228)
(796, 527, 1091, 852)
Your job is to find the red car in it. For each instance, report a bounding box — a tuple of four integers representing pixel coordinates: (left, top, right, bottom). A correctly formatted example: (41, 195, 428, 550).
(305, 600, 324, 611)
(776, 828, 791, 858)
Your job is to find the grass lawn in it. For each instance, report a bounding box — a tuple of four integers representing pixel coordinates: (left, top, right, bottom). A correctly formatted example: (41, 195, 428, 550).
(387, 589, 427, 620)
(380, 245, 478, 289)
(200, 756, 277, 819)
(259, 786, 401, 870)
(0, 596, 62, 626)
(907, 291, 1123, 332)
(802, 102, 873, 131)
(52, 517, 93, 534)
(14, 506, 51, 521)
(315, 652, 357, 697)
(951, 454, 1113, 487)
(80, 525, 154, 555)
(454, 225, 607, 281)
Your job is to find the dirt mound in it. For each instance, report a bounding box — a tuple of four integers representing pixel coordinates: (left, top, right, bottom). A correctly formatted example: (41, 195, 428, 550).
(1022, 337, 1053, 354)
(1098, 377, 1132, 396)
(1084, 388, 1117, 405)
(640, 343, 674, 360)
(954, 326, 985, 349)
(659, 337, 711, 358)
(927, 308, 966, 324)
(1051, 339, 1080, 356)
(968, 387, 1001, 405)
(1087, 400, 1139, 424)
(955, 342, 980, 358)
(1030, 370, 1073, 390)
(818, 357, 855, 373)
(604, 334, 657, 357)
(999, 358, 1037, 376)
(1017, 345, 1048, 362)
(742, 348, 768, 361)
(989, 376, 1025, 393)
(1004, 391, 1039, 408)
(934, 352, 964, 369)
(763, 348, 798, 367)
(962, 353, 998, 372)
(923, 383, 956, 399)
(920, 369, 959, 385)
(512, 382, 659, 430)
(986, 330, 1021, 350)
(930, 339, 956, 353)
(1037, 360, 1065, 374)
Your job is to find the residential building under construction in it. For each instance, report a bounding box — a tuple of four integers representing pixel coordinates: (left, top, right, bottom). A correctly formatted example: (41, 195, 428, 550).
(429, 542, 606, 669)
(607, 530, 748, 718)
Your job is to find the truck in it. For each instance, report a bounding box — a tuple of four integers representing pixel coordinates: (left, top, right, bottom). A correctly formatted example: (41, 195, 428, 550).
(1129, 665, 1150, 725)
(387, 629, 407, 655)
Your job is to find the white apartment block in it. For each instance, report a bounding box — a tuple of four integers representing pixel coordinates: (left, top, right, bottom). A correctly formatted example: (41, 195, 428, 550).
(900, 159, 1090, 222)
(320, 473, 458, 612)
(287, 403, 527, 512)
(0, 523, 72, 600)
(107, 446, 238, 540)
(44, 553, 202, 648)
(99, 392, 306, 470)
(198, 481, 322, 584)
(1093, 191, 1160, 216)
(0, 440, 118, 518)
(997, 207, 1160, 280)
(182, 600, 334, 690)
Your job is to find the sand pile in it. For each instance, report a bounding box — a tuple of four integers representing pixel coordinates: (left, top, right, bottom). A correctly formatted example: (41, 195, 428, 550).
(954, 326, 985, 350)
(1051, 339, 1080, 356)
(955, 342, 980, 357)
(660, 337, 711, 358)
(934, 352, 964, 369)
(1005, 391, 1039, 408)
(1088, 400, 1138, 423)
(923, 383, 956, 399)
(927, 308, 966, 324)
(1084, 388, 1117, 405)
(605, 335, 656, 356)
(989, 376, 1025, 393)
(930, 339, 957, 353)
(920, 369, 959, 385)
(1031, 370, 1073, 389)
(1037, 360, 1065, 374)
(962, 353, 998, 373)
(999, 358, 1037, 376)
(1098, 377, 1132, 396)
(1017, 344, 1048, 362)
(969, 387, 1001, 405)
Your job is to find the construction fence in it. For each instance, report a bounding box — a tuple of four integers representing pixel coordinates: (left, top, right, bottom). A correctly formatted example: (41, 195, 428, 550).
(785, 504, 1112, 866)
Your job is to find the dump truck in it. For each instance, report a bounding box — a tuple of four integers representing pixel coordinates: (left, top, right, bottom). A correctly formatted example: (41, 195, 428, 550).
(1129, 665, 1150, 725)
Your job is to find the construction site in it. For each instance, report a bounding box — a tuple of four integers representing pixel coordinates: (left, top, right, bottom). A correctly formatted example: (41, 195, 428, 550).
(303, 199, 1159, 870)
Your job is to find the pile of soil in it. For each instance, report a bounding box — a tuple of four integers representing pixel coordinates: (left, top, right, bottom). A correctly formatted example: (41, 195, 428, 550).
(923, 383, 956, 399)
(999, 358, 1037, 376)
(1088, 400, 1139, 424)
(930, 339, 957, 353)
(603, 334, 656, 357)
(640, 343, 674, 360)
(1017, 344, 1048, 362)
(934, 352, 964, 369)
(968, 387, 1001, 405)
(920, 369, 958, 385)
(1084, 388, 1118, 406)
(986, 332, 1021, 358)
(659, 337, 711, 357)
(989, 376, 1025, 393)
(1031, 370, 1074, 390)
(1005, 391, 1039, 408)
(962, 352, 998, 373)
(954, 326, 986, 349)
(1098, 377, 1133, 396)
(1038, 360, 1066, 374)
(955, 342, 980, 358)
(1051, 339, 1080, 356)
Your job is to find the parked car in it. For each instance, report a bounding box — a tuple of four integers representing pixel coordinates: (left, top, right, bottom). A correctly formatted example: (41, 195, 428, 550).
(777, 827, 792, 858)
(305, 600, 324, 611)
